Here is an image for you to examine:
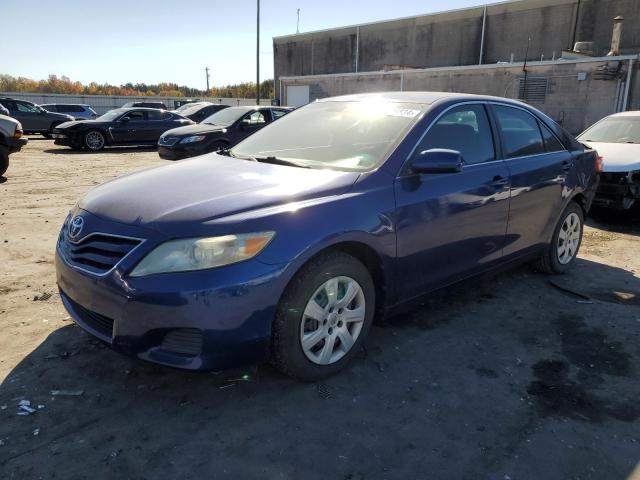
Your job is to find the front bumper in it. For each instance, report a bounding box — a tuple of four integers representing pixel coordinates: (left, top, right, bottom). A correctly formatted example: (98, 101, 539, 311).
(593, 171, 640, 209)
(6, 136, 27, 154)
(55, 212, 291, 371)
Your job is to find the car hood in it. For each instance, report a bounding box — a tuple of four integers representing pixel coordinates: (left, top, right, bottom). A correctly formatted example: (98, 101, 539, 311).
(79, 153, 360, 231)
(163, 123, 226, 137)
(56, 120, 100, 129)
(582, 141, 640, 172)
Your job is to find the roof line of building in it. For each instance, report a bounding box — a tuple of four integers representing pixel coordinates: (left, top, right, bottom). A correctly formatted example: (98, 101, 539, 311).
(274, 0, 534, 40)
(278, 54, 639, 81)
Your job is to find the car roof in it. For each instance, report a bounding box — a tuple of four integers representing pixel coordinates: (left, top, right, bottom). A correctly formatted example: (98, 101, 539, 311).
(317, 91, 532, 107)
(605, 111, 640, 118)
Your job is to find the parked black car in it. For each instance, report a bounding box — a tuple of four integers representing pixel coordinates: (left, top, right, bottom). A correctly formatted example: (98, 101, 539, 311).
(157, 106, 291, 160)
(0, 97, 74, 136)
(172, 102, 230, 123)
(121, 101, 167, 109)
(52, 108, 193, 151)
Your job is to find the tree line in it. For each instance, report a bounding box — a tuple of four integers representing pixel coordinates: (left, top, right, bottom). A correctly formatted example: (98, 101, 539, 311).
(0, 74, 274, 99)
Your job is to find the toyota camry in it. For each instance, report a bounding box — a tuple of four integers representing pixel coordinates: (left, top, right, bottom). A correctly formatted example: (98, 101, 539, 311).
(56, 92, 599, 380)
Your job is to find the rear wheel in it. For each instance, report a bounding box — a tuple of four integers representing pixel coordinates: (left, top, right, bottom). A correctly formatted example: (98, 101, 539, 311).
(0, 145, 9, 177)
(271, 251, 375, 381)
(84, 130, 105, 151)
(534, 201, 584, 274)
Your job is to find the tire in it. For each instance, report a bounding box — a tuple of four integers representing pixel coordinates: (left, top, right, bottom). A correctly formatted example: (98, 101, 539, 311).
(43, 122, 62, 139)
(534, 201, 584, 274)
(84, 130, 105, 151)
(0, 146, 8, 177)
(271, 250, 375, 381)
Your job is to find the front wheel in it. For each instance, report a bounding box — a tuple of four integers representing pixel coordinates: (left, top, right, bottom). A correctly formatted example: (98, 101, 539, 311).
(271, 251, 375, 381)
(535, 201, 584, 274)
(84, 130, 105, 151)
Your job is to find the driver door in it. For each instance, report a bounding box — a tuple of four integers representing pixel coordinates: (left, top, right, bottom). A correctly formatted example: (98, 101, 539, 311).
(231, 110, 267, 144)
(110, 110, 146, 143)
(12, 101, 46, 131)
(393, 103, 511, 300)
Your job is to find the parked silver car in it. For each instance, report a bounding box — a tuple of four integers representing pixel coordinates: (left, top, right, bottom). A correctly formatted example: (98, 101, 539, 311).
(0, 114, 28, 177)
(41, 104, 97, 121)
(0, 97, 73, 136)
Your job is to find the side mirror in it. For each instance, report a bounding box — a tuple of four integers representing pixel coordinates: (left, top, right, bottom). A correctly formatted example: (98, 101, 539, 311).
(240, 118, 251, 127)
(410, 149, 464, 174)
(120, 116, 130, 123)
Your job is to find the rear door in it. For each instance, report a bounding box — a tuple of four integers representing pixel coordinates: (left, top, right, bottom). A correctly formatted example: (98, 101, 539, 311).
(489, 104, 572, 257)
(394, 103, 511, 299)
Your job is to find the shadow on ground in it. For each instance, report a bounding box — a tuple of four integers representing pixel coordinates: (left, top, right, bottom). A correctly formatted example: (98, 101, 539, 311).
(1, 259, 639, 480)
(44, 146, 157, 155)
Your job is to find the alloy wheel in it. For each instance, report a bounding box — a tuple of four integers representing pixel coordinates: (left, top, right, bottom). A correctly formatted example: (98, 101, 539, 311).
(557, 212, 581, 265)
(85, 131, 105, 151)
(300, 276, 366, 365)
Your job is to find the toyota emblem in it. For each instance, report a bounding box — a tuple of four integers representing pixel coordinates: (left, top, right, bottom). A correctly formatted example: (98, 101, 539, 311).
(68, 216, 84, 239)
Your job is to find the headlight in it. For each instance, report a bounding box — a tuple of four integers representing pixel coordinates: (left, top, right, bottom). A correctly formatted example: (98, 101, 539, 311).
(129, 232, 275, 277)
(180, 135, 206, 144)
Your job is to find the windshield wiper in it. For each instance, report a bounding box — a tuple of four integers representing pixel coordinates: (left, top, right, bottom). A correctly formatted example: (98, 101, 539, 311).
(253, 156, 311, 168)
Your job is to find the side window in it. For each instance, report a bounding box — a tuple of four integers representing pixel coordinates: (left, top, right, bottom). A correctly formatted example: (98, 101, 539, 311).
(43, 105, 56, 112)
(16, 101, 39, 113)
(146, 110, 163, 121)
(122, 110, 145, 121)
(413, 104, 495, 165)
(245, 111, 266, 125)
(161, 111, 173, 120)
(271, 109, 288, 120)
(539, 122, 565, 152)
(493, 105, 545, 158)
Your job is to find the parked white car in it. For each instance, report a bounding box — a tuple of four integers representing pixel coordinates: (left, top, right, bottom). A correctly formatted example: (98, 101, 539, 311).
(578, 111, 640, 210)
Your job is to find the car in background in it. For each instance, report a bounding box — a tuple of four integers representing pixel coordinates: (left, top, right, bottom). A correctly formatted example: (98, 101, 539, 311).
(51, 107, 193, 151)
(0, 114, 28, 177)
(0, 97, 74, 136)
(171, 102, 230, 123)
(578, 111, 640, 210)
(0, 103, 9, 116)
(56, 92, 598, 380)
(157, 106, 291, 160)
(121, 101, 167, 109)
(41, 104, 98, 121)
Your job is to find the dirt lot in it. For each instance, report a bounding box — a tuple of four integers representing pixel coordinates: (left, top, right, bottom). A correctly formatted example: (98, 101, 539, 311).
(1, 137, 639, 480)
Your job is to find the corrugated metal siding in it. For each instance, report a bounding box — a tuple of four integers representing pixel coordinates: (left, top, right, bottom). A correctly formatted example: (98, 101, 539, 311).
(0, 92, 272, 114)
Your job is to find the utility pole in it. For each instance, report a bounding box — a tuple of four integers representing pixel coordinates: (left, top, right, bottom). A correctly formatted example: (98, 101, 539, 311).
(296, 8, 300, 34)
(256, 0, 261, 104)
(205, 66, 210, 95)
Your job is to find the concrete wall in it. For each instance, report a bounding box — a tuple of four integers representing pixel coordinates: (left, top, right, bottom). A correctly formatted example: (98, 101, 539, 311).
(274, 0, 640, 101)
(279, 56, 639, 134)
(0, 92, 272, 115)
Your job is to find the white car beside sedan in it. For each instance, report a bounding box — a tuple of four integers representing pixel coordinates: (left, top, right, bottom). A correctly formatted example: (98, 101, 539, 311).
(578, 111, 640, 210)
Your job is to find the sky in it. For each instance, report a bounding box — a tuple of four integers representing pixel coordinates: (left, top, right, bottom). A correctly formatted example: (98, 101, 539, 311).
(1, 0, 485, 89)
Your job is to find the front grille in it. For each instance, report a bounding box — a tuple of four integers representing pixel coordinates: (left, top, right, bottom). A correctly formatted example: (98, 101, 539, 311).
(61, 291, 114, 340)
(161, 329, 203, 356)
(158, 136, 179, 146)
(58, 232, 142, 275)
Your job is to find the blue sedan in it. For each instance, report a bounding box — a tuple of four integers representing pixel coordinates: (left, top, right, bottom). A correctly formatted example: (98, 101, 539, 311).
(56, 92, 599, 380)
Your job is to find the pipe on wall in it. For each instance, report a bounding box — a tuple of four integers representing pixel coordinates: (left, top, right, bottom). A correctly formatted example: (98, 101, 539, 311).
(355, 26, 360, 73)
(622, 58, 634, 111)
(479, 5, 487, 64)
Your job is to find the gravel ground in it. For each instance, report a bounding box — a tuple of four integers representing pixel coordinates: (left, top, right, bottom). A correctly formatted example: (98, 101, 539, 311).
(1, 137, 639, 480)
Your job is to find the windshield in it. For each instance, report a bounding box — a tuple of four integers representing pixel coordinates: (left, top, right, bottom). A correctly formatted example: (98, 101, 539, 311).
(231, 100, 424, 171)
(578, 116, 640, 144)
(203, 107, 251, 126)
(98, 109, 126, 121)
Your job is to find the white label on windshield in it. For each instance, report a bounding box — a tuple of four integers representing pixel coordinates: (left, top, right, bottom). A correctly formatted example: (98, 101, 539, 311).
(388, 107, 421, 118)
